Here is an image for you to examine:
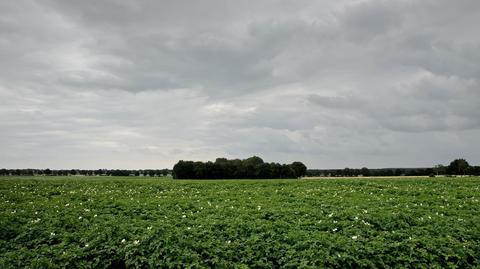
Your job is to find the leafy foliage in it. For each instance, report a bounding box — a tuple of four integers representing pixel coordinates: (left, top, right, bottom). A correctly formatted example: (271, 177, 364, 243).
(306, 158, 479, 177)
(447, 159, 470, 175)
(173, 156, 306, 179)
(1, 176, 479, 268)
(0, 169, 171, 177)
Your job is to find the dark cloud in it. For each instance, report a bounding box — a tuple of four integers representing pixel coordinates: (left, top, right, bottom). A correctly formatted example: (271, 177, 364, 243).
(1, 0, 479, 169)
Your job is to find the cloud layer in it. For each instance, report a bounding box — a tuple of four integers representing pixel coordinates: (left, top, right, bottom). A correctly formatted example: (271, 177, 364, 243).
(1, 0, 479, 169)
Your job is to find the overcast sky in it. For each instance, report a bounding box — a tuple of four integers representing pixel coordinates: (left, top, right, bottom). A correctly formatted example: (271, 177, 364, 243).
(1, 0, 479, 169)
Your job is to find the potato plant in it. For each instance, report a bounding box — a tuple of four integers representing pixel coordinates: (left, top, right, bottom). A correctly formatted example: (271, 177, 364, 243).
(1, 177, 479, 268)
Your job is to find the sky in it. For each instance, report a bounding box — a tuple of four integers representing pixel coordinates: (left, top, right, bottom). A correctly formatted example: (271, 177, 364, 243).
(1, 0, 480, 169)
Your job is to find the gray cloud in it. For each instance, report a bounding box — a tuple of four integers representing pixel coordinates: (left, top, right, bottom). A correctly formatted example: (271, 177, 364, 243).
(1, 0, 479, 169)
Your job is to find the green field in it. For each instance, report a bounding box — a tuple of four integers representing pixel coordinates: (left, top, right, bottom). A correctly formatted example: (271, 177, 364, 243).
(1, 177, 479, 268)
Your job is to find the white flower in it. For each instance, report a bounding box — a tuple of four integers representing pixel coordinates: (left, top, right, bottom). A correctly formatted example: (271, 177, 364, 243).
(361, 220, 371, 226)
(352, 236, 358, 240)
(50, 232, 56, 236)
(133, 240, 140, 245)
(85, 243, 89, 247)
(332, 227, 338, 232)
(121, 239, 126, 244)
(182, 215, 186, 218)
(328, 213, 333, 218)
(226, 240, 231, 244)
(257, 206, 261, 210)
(78, 216, 82, 220)
(94, 214, 97, 218)
(147, 226, 153, 230)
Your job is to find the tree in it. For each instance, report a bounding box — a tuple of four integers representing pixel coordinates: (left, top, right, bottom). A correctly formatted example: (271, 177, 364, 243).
(447, 159, 470, 175)
(280, 164, 296, 178)
(258, 163, 272, 178)
(193, 162, 207, 179)
(290, 162, 307, 178)
(173, 161, 196, 179)
(433, 164, 446, 176)
(384, 169, 394, 177)
(465, 166, 475, 176)
(474, 166, 480, 176)
(360, 167, 370, 177)
(172, 156, 302, 179)
(244, 156, 264, 167)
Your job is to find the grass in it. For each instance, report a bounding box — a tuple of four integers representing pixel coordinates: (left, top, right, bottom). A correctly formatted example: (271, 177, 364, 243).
(1, 176, 479, 268)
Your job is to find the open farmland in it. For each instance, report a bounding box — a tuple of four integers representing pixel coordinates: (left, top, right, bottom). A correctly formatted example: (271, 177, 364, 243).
(1, 177, 479, 268)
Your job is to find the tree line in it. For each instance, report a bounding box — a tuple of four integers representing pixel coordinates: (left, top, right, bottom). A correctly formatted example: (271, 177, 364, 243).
(306, 159, 479, 177)
(1, 158, 477, 178)
(306, 167, 435, 177)
(172, 156, 307, 179)
(0, 169, 171, 177)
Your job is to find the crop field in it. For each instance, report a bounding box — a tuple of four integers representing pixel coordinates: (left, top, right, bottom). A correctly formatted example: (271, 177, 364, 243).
(1, 177, 479, 268)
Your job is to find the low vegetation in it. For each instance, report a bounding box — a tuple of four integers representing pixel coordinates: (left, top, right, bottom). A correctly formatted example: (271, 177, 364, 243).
(1, 176, 479, 268)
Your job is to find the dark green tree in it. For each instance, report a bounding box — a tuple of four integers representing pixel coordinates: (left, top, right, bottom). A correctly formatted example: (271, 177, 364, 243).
(173, 161, 195, 179)
(360, 167, 370, 177)
(172, 157, 302, 179)
(433, 164, 446, 176)
(290, 162, 307, 178)
(244, 156, 264, 167)
(447, 159, 470, 175)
